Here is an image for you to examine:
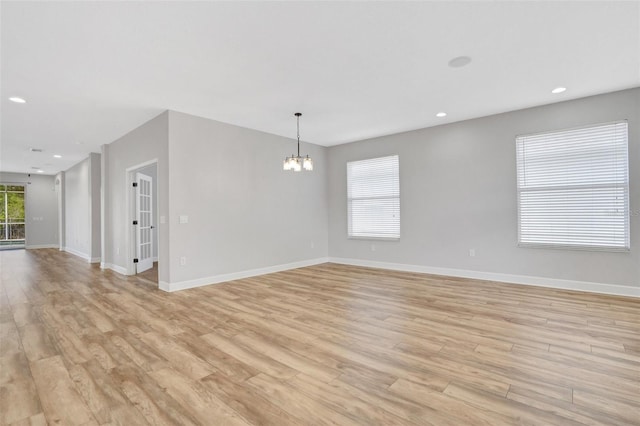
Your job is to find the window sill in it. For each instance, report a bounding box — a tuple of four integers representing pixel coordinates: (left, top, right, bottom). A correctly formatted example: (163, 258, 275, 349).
(348, 236, 400, 242)
(518, 243, 630, 253)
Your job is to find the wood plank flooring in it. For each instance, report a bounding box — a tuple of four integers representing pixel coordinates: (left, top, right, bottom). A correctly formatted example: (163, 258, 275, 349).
(1, 248, 639, 425)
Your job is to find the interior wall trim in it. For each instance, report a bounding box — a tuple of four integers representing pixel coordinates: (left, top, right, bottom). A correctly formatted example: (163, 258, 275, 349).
(100, 262, 128, 275)
(25, 244, 59, 249)
(62, 246, 100, 264)
(329, 257, 640, 298)
(160, 257, 330, 292)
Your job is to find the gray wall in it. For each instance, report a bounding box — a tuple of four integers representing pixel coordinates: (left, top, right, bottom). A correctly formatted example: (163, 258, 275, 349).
(328, 88, 640, 287)
(167, 111, 328, 284)
(63, 155, 101, 260)
(0, 172, 58, 248)
(102, 112, 169, 280)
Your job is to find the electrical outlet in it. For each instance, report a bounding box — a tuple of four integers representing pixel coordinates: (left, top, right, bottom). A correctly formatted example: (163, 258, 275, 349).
(371, 244, 376, 252)
(116, 247, 120, 255)
(469, 248, 476, 257)
(310, 241, 315, 249)
(180, 256, 187, 266)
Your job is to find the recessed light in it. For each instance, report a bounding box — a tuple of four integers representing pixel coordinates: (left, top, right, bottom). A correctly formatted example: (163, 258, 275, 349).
(551, 87, 566, 94)
(436, 112, 447, 118)
(9, 97, 26, 104)
(37, 170, 44, 173)
(448, 56, 472, 68)
(53, 154, 62, 158)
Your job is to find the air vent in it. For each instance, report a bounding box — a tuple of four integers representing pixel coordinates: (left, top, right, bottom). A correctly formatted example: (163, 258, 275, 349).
(29, 148, 43, 152)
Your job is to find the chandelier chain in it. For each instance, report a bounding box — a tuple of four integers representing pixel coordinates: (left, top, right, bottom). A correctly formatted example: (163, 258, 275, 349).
(297, 114, 301, 157)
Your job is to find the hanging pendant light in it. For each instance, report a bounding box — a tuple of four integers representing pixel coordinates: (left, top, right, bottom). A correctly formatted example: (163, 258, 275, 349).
(283, 113, 313, 172)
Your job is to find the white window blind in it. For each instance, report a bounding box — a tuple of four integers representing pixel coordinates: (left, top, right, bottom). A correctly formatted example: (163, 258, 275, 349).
(347, 155, 400, 239)
(516, 121, 629, 250)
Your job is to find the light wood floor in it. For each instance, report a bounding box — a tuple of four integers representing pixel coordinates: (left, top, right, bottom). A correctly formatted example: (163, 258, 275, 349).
(1, 249, 639, 425)
(136, 262, 158, 284)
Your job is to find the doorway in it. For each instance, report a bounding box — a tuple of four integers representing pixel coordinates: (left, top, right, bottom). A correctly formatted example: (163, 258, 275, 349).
(126, 161, 159, 283)
(135, 171, 154, 274)
(0, 184, 25, 249)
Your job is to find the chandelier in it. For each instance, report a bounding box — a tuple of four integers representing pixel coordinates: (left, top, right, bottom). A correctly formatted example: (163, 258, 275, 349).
(283, 112, 313, 171)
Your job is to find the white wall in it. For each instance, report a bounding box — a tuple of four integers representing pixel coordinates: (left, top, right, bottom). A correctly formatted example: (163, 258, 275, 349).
(90, 153, 101, 260)
(64, 157, 90, 257)
(0, 172, 58, 248)
(328, 88, 640, 292)
(55, 172, 65, 249)
(166, 111, 328, 288)
(101, 112, 169, 279)
(63, 154, 101, 261)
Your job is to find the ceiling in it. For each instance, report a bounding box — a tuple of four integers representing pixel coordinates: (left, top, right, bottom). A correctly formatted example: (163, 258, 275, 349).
(1, 1, 639, 175)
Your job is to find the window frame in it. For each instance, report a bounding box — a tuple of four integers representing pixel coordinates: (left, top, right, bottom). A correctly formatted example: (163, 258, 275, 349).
(347, 155, 401, 241)
(515, 120, 630, 252)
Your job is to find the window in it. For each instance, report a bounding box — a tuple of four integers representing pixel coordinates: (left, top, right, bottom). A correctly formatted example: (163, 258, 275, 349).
(516, 121, 629, 250)
(0, 184, 26, 248)
(347, 155, 400, 239)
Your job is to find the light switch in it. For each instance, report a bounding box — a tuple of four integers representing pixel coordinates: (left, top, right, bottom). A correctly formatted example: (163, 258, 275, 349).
(179, 215, 189, 224)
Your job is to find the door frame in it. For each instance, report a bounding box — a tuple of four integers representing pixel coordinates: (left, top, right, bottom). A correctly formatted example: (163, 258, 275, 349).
(135, 171, 154, 273)
(125, 159, 159, 276)
(0, 181, 27, 249)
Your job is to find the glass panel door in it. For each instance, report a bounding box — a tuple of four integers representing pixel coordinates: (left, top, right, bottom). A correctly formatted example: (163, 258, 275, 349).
(0, 184, 25, 248)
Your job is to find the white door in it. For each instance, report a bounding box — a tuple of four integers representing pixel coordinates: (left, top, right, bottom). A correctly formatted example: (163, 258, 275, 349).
(135, 172, 154, 273)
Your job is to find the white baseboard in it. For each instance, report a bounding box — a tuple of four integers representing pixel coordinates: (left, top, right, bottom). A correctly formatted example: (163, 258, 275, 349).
(161, 257, 330, 292)
(62, 247, 101, 264)
(100, 262, 128, 275)
(329, 257, 640, 298)
(62, 247, 91, 262)
(25, 244, 58, 249)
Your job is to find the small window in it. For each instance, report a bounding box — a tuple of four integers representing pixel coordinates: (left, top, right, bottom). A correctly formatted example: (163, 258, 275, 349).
(347, 155, 400, 239)
(516, 121, 629, 250)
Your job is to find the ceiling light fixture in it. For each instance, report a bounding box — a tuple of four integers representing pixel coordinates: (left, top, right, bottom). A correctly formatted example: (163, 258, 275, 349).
(551, 87, 566, 94)
(436, 112, 447, 118)
(283, 113, 313, 172)
(9, 97, 26, 103)
(53, 154, 62, 158)
(37, 170, 44, 173)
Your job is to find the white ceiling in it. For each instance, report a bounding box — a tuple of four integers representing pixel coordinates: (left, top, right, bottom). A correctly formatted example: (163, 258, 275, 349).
(1, 1, 639, 175)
